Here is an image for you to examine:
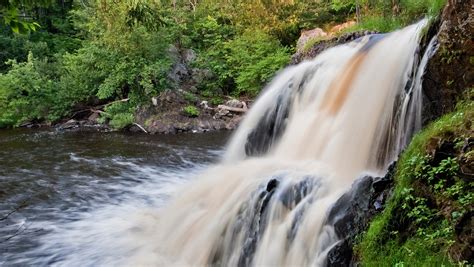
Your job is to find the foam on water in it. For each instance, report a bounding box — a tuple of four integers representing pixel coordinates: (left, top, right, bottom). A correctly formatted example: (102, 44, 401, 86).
(4, 20, 440, 266)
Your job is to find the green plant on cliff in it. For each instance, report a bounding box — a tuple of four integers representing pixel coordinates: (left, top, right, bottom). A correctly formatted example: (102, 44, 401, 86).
(357, 97, 474, 266)
(183, 105, 200, 117)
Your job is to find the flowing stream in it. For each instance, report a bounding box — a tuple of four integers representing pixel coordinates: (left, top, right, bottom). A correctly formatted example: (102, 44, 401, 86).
(0, 130, 229, 265)
(1, 20, 438, 266)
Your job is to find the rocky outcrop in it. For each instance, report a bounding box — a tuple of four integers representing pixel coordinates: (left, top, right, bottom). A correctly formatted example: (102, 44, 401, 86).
(325, 165, 395, 266)
(291, 30, 378, 64)
(296, 28, 328, 53)
(134, 90, 244, 134)
(309, 1, 473, 264)
(130, 44, 247, 134)
(422, 0, 474, 124)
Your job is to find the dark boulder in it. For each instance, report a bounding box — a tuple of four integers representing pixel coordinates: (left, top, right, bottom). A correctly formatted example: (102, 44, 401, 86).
(422, 0, 474, 125)
(324, 164, 396, 266)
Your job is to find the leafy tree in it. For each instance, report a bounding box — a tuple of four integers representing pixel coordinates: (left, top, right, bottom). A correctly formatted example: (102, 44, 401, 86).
(0, 52, 55, 126)
(225, 30, 290, 96)
(0, 0, 53, 33)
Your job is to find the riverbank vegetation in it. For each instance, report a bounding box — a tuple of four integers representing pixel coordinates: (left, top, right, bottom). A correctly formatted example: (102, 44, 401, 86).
(0, 0, 446, 129)
(357, 93, 473, 266)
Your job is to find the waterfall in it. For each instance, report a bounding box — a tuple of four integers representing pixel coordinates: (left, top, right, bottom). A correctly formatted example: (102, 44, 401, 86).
(130, 20, 437, 266)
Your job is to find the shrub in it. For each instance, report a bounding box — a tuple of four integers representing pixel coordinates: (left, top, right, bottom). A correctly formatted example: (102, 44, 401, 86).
(182, 105, 200, 117)
(0, 52, 57, 126)
(225, 30, 290, 96)
(100, 101, 135, 129)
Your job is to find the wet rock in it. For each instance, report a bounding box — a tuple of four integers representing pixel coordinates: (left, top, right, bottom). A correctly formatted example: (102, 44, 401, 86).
(245, 85, 293, 156)
(291, 31, 378, 64)
(422, 0, 474, 125)
(326, 240, 352, 267)
(279, 177, 315, 208)
(54, 118, 110, 132)
(225, 116, 243, 130)
(324, 164, 396, 266)
(58, 119, 79, 130)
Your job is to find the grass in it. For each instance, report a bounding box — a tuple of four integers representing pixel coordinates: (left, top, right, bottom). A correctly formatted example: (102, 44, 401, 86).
(356, 94, 473, 266)
(342, 0, 447, 33)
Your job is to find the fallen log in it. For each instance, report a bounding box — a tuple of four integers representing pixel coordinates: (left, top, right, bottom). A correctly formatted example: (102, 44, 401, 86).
(217, 104, 248, 113)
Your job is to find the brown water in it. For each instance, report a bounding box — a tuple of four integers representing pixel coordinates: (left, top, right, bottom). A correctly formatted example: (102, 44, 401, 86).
(0, 20, 438, 267)
(0, 129, 230, 265)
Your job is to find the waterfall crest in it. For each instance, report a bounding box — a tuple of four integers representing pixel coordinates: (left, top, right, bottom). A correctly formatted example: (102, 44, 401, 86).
(133, 20, 437, 266)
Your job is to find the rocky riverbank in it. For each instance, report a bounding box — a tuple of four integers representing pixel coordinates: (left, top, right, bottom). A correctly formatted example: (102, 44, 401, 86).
(321, 0, 473, 264)
(49, 0, 471, 139)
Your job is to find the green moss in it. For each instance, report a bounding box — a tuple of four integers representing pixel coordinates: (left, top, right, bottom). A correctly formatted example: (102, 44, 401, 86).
(302, 36, 326, 53)
(357, 97, 473, 266)
(182, 105, 200, 117)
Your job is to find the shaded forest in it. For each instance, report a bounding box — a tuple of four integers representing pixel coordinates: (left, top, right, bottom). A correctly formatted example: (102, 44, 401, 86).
(0, 0, 445, 129)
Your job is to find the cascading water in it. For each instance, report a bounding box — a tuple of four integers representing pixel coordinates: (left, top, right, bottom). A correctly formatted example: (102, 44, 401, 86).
(21, 20, 439, 266)
(118, 20, 438, 266)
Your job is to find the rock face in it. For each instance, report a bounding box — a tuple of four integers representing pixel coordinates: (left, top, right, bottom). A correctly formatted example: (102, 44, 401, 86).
(422, 0, 474, 124)
(324, 165, 395, 266)
(131, 44, 247, 134)
(296, 28, 328, 53)
(135, 90, 244, 134)
(291, 30, 378, 64)
(317, 1, 473, 265)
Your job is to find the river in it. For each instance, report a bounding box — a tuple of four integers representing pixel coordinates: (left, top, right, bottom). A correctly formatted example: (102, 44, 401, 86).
(0, 129, 230, 265)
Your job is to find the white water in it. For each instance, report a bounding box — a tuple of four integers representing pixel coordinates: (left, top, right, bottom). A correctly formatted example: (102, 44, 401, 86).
(26, 21, 438, 266)
(127, 20, 434, 266)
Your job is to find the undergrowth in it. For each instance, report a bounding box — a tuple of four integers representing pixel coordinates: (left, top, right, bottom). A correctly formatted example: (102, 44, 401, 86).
(182, 105, 200, 117)
(346, 0, 447, 33)
(357, 95, 473, 266)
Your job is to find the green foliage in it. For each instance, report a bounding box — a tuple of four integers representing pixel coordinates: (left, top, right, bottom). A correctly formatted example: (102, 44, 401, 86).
(102, 102, 134, 129)
(209, 96, 223, 106)
(340, 0, 447, 33)
(196, 29, 290, 96)
(0, 0, 452, 129)
(357, 99, 474, 266)
(0, 52, 58, 126)
(0, 0, 51, 33)
(183, 91, 198, 103)
(225, 30, 290, 96)
(331, 0, 356, 12)
(182, 105, 200, 117)
(353, 16, 404, 33)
